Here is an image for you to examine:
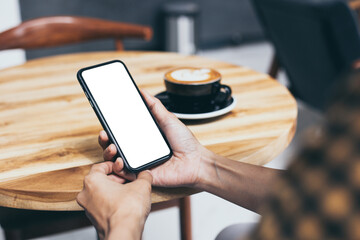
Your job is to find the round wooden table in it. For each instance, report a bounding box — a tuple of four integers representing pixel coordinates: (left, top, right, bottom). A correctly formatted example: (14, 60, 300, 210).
(0, 51, 297, 211)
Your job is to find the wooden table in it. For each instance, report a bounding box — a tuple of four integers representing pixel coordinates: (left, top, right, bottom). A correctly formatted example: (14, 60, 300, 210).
(0, 51, 297, 211)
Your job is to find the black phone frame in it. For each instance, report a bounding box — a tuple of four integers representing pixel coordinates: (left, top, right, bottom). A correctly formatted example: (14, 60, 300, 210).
(77, 59, 173, 173)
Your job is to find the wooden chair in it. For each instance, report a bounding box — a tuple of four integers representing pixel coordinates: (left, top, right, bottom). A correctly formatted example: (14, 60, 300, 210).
(0, 16, 192, 240)
(0, 15, 152, 51)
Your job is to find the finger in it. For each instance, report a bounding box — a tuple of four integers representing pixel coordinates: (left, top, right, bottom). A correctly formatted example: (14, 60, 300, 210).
(140, 89, 157, 106)
(137, 170, 153, 185)
(129, 170, 153, 194)
(140, 89, 178, 126)
(76, 191, 86, 209)
(113, 158, 136, 181)
(133, 171, 153, 194)
(98, 130, 110, 150)
(103, 144, 117, 161)
(89, 161, 114, 175)
(107, 174, 126, 184)
(113, 157, 124, 173)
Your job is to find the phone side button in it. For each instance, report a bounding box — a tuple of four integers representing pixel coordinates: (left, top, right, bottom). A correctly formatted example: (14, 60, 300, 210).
(89, 101, 94, 108)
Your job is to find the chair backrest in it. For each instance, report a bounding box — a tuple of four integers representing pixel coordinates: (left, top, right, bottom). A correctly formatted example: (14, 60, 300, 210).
(0, 16, 153, 51)
(251, 0, 360, 110)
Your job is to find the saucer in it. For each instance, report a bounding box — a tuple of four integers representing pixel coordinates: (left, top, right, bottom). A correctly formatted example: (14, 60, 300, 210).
(155, 91, 237, 120)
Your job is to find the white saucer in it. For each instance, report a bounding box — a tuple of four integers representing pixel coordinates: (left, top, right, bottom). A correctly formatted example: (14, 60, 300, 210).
(172, 97, 237, 120)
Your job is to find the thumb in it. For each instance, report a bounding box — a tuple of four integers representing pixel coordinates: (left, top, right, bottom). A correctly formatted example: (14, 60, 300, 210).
(137, 170, 153, 185)
(140, 89, 178, 127)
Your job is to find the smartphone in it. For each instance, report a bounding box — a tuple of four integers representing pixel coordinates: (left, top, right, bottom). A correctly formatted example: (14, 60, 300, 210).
(77, 60, 172, 172)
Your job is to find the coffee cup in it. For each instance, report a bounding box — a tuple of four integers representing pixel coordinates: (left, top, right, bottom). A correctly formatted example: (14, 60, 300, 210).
(164, 67, 231, 113)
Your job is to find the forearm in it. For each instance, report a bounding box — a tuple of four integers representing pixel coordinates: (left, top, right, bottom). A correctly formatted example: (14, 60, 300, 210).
(196, 149, 283, 213)
(107, 213, 146, 240)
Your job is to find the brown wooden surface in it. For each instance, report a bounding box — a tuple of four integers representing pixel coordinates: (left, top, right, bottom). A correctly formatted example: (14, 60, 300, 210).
(179, 197, 192, 240)
(0, 51, 297, 211)
(0, 16, 152, 51)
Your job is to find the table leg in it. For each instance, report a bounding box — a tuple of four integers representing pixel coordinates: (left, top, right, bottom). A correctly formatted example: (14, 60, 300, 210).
(268, 53, 280, 79)
(179, 196, 192, 240)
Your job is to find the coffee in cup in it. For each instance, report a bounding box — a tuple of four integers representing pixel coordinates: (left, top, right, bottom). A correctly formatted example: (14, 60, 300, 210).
(164, 67, 231, 113)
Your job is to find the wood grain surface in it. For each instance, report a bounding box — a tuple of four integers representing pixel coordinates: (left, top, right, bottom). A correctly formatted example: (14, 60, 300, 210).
(0, 51, 297, 210)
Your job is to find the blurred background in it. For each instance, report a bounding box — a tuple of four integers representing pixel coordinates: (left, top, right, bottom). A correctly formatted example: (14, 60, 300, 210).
(0, 0, 326, 239)
(7, 0, 263, 59)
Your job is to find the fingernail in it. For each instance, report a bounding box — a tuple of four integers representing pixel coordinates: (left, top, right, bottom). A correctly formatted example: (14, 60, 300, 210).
(109, 144, 115, 152)
(106, 147, 111, 154)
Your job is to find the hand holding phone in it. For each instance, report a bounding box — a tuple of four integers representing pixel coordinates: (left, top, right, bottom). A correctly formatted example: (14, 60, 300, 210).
(99, 90, 210, 188)
(77, 60, 172, 172)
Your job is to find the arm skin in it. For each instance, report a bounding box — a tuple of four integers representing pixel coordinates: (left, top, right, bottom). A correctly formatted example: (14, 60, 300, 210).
(196, 150, 282, 212)
(107, 212, 145, 240)
(76, 161, 153, 240)
(80, 90, 282, 239)
(100, 90, 282, 213)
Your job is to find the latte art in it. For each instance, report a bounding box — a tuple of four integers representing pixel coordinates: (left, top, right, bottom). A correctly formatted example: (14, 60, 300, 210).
(165, 67, 221, 84)
(171, 69, 211, 82)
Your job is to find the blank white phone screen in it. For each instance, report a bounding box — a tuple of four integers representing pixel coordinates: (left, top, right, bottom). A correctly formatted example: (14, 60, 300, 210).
(82, 62, 171, 169)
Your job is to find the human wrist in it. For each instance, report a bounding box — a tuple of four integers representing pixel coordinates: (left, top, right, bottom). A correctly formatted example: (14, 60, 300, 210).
(107, 211, 145, 240)
(195, 148, 222, 191)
